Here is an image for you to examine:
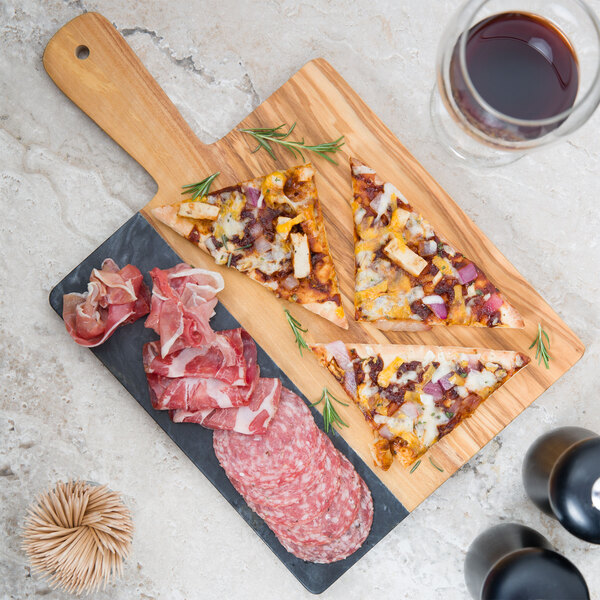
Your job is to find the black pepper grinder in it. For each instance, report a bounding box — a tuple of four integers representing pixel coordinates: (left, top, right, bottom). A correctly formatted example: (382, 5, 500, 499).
(523, 426, 600, 544)
(464, 523, 589, 600)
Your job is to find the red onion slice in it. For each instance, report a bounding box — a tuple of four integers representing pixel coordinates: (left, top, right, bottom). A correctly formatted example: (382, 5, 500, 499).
(370, 192, 389, 222)
(430, 303, 447, 319)
(245, 187, 260, 206)
(282, 275, 299, 290)
(438, 374, 454, 391)
(457, 263, 478, 285)
(249, 222, 263, 238)
(468, 358, 481, 371)
(401, 401, 420, 419)
(326, 340, 356, 398)
(422, 381, 443, 400)
(421, 297, 447, 320)
(253, 236, 271, 253)
(378, 425, 394, 440)
(483, 293, 503, 313)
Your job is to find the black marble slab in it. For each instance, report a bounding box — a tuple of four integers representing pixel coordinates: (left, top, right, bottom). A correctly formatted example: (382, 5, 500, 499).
(49, 212, 409, 594)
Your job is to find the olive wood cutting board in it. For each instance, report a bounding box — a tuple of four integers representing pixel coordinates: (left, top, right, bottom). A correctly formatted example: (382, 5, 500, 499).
(44, 13, 584, 514)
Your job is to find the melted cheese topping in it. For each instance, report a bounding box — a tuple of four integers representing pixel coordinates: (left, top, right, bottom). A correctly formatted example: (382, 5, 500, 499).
(213, 191, 247, 241)
(465, 368, 497, 391)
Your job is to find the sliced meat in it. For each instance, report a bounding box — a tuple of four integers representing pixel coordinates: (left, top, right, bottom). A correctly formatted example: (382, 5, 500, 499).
(246, 432, 342, 525)
(171, 378, 281, 436)
(213, 388, 318, 488)
(63, 258, 150, 347)
(278, 478, 373, 563)
(232, 429, 328, 508)
(271, 452, 362, 545)
(143, 329, 256, 386)
(145, 264, 224, 357)
(147, 369, 258, 410)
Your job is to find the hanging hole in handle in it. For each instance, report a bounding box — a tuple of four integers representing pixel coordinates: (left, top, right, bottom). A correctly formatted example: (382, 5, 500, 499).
(75, 45, 89, 60)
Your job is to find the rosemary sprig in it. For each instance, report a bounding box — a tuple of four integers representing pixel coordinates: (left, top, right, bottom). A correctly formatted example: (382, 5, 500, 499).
(409, 460, 422, 474)
(284, 309, 309, 355)
(181, 171, 220, 200)
(528, 323, 551, 369)
(311, 388, 349, 434)
(429, 457, 444, 472)
(239, 123, 345, 164)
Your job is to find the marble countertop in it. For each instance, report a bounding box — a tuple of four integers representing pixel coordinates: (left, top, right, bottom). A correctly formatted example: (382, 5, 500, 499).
(2, 1, 600, 598)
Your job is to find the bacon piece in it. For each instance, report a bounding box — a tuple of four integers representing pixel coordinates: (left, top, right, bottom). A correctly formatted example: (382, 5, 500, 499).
(171, 378, 281, 435)
(62, 259, 150, 347)
(145, 264, 224, 357)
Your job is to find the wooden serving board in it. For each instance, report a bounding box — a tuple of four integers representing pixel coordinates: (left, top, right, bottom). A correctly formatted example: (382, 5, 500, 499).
(44, 13, 584, 512)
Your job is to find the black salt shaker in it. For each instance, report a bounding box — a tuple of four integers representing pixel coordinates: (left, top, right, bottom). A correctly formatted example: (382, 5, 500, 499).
(464, 523, 589, 600)
(523, 426, 600, 543)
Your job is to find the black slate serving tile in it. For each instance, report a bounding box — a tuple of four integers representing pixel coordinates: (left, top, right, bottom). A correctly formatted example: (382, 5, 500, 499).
(49, 212, 409, 594)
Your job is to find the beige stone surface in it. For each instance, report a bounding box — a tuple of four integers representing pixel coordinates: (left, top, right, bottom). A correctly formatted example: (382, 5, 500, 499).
(1, 1, 600, 598)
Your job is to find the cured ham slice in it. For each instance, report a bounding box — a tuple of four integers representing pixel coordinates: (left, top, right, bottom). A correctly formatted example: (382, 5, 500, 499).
(145, 264, 224, 357)
(142, 329, 256, 386)
(171, 378, 282, 435)
(142, 262, 282, 436)
(62, 258, 150, 347)
(147, 368, 259, 410)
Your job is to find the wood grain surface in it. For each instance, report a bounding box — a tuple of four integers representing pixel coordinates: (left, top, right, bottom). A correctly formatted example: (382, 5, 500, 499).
(43, 12, 584, 511)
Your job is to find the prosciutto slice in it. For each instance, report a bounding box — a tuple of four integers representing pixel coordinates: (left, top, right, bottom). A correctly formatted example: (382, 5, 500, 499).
(142, 329, 256, 386)
(171, 378, 282, 436)
(145, 264, 224, 357)
(62, 258, 150, 347)
(147, 367, 259, 410)
(143, 262, 281, 435)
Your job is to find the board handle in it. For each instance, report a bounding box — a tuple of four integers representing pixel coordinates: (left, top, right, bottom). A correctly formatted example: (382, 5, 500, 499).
(43, 12, 206, 188)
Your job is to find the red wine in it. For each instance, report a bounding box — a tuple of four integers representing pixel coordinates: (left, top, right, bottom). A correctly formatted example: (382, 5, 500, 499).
(450, 12, 579, 140)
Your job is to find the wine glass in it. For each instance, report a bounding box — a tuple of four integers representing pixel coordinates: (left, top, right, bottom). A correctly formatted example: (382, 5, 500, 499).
(431, 0, 600, 166)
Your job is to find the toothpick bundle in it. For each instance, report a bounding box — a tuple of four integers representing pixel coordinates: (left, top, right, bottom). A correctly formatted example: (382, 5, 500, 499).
(22, 481, 133, 595)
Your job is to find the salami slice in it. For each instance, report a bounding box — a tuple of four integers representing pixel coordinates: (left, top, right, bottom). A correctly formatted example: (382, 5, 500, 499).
(232, 429, 325, 506)
(246, 433, 342, 525)
(271, 453, 362, 546)
(278, 478, 373, 563)
(213, 388, 318, 487)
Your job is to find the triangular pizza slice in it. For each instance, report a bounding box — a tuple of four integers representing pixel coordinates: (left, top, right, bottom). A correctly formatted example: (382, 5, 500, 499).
(152, 164, 347, 329)
(312, 342, 529, 469)
(350, 158, 523, 330)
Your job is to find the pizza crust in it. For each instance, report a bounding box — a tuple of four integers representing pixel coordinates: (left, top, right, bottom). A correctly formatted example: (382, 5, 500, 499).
(302, 301, 348, 329)
(371, 319, 431, 332)
(499, 298, 525, 328)
(152, 205, 195, 238)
